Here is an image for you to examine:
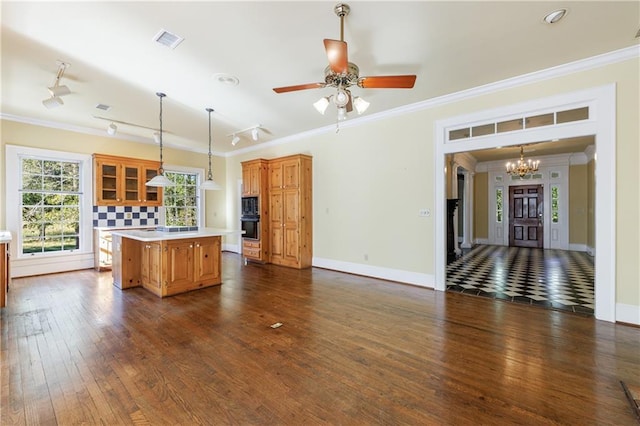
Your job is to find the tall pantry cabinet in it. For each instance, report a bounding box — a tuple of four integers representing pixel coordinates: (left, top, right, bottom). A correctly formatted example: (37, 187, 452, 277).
(241, 154, 312, 269)
(268, 155, 312, 269)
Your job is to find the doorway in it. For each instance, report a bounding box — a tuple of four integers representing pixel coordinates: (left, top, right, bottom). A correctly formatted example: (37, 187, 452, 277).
(435, 85, 616, 322)
(509, 184, 543, 248)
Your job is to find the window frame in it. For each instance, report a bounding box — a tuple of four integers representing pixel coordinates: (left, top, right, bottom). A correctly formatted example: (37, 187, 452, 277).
(5, 145, 93, 260)
(161, 165, 205, 228)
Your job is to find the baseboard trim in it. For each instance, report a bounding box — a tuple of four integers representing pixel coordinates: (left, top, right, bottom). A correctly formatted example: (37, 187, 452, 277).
(312, 257, 434, 288)
(11, 253, 94, 278)
(616, 303, 640, 326)
(587, 246, 595, 257)
(475, 238, 489, 245)
(569, 243, 588, 252)
(223, 243, 241, 254)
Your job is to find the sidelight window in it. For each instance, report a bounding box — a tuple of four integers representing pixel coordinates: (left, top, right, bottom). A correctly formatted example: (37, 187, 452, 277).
(551, 185, 559, 224)
(496, 187, 503, 223)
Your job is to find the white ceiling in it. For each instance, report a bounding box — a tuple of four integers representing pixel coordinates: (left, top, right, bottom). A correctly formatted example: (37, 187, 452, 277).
(1, 1, 638, 156)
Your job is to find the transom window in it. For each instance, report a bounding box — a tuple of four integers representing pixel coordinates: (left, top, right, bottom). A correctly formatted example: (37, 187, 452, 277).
(20, 158, 81, 255)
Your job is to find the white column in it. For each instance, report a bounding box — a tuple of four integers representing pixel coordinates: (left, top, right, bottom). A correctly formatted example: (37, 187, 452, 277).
(461, 171, 475, 249)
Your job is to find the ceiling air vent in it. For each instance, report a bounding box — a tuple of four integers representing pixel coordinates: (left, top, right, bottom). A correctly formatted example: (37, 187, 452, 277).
(153, 29, 184, 49)
(95, 103, 111, 111)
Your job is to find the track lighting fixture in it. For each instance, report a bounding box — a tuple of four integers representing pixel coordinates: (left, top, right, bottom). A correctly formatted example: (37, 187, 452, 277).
(146, 92, 174, 187)
(228, 125, 263, 146)
(42, 61, 71, 109)
(199, 108, 221, 190)
(107, 123, 117, 136)
(42, 96, 64, 109)
(153, 132, 161, 144)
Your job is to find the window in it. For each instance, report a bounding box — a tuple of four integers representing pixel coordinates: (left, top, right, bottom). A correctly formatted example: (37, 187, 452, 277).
(21, 158, 81, 255)
(551, 185, 559, 224)
(164, 171, 199, 227)
(496, 188, 503, 223)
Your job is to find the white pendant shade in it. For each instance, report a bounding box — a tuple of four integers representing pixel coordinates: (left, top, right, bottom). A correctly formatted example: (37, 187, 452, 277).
(200, 179, 221, 191)
(146, 173, 173, 187)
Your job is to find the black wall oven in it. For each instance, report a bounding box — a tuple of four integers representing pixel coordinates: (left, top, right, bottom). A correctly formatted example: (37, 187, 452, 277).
(241, 217, 259, 240)
(241, 196, 260, 240)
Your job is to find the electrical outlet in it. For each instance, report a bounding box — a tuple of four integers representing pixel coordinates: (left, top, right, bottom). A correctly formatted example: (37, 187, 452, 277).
(419, 209, 430, 217)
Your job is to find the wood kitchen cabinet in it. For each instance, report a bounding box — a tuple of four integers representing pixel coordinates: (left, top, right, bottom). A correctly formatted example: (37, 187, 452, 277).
(113, 234, 222, 297)
(268, 154, 312, 268)
(0, 241, 9, 308)
(93, 154, 162, 206)
(241, 159, 269, 263)
(141, 241, 162, 294)
(241, 159, 268, 196)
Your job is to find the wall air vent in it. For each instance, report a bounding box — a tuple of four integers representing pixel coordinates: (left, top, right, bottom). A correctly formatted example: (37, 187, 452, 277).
(95, 103, 111, 111)
(153, 29, 184, 49)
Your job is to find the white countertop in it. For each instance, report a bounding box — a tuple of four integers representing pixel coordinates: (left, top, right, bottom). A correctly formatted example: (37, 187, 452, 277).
(0, 231, 11, 243)
(110, 227, 243, 242)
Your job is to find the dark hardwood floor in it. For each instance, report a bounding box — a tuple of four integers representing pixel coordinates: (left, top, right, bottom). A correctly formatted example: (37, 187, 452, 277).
(2, 252, 639, 425)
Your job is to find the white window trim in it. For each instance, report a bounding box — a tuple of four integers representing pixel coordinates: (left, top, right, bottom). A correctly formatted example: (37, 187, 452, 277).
(162, 164, 206, 228)
(5, 145, 94, 277)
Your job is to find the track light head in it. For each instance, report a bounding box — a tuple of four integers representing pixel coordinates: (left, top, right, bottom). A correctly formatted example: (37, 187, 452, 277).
(48, 85, 71, 97)
(42, 96, 64, 109)
(251, 127, 259, 141)
(231, 135, 240, 146)
(107, 123, 117, 136)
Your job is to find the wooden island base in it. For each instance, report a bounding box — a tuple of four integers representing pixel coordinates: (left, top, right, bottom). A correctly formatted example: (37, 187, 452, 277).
(112, 234, 222, 297)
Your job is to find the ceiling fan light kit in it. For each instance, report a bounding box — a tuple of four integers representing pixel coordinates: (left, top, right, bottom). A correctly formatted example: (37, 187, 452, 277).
(272, 3, 416, 124)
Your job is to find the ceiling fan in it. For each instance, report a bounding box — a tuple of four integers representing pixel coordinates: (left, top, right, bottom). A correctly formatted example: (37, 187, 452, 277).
(272, 3, 417, 116)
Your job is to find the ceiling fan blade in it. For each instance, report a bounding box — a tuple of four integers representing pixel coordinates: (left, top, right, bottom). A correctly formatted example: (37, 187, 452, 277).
(358, 75, 417, 89)
(273, 82, 325, 93)
(324, 39, 348, 74)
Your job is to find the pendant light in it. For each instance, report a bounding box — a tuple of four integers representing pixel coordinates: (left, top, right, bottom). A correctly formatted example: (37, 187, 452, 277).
(146, 92, 174, 187)
(200, 107, 221, 190)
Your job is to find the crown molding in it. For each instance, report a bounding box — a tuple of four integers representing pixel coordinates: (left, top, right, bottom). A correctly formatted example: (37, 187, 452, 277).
(3, 45, 638, 159)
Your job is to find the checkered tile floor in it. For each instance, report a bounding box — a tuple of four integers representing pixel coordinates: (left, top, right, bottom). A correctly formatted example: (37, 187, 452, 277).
(446, 245, 594, 315)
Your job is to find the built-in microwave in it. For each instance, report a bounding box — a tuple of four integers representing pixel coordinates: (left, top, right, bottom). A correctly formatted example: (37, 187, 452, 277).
(241, 196, 259, 218)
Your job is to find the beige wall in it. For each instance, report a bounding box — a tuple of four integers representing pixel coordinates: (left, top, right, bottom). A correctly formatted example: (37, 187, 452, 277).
(2, 57, 638, 312)
(569, 165, 588, 245)
(473, 172, 489, 240)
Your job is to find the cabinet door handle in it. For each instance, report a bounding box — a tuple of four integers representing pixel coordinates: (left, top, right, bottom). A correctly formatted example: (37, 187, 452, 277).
(195, 243, 200, 247)
(189, 244, 193, 248)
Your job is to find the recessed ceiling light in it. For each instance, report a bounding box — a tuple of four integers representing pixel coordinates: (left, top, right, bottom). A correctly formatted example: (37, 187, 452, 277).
(543, 9, 568, 24)
(213, 73, 239, 86)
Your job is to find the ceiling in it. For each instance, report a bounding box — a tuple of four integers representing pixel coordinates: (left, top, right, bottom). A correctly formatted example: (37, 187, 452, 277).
(1, 2, 638, 158)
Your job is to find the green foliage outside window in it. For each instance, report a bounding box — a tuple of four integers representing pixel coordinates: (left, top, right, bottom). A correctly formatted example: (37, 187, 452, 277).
(164, 171, 198, 227)
(21, 158, 81, 254)
(496, 188, 503, 223)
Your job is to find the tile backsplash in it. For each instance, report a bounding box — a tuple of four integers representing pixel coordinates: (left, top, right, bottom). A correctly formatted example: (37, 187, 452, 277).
(93, 206, 158, 228)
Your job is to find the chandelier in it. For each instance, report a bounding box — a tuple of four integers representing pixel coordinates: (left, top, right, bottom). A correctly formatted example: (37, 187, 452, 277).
(506, 146, 540, 178)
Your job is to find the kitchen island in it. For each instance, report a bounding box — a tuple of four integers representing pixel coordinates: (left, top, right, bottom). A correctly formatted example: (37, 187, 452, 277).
(110, 228, 242, 297)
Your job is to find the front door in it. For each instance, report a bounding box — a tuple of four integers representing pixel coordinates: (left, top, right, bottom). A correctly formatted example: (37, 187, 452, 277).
(509, 185, 543, 248)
